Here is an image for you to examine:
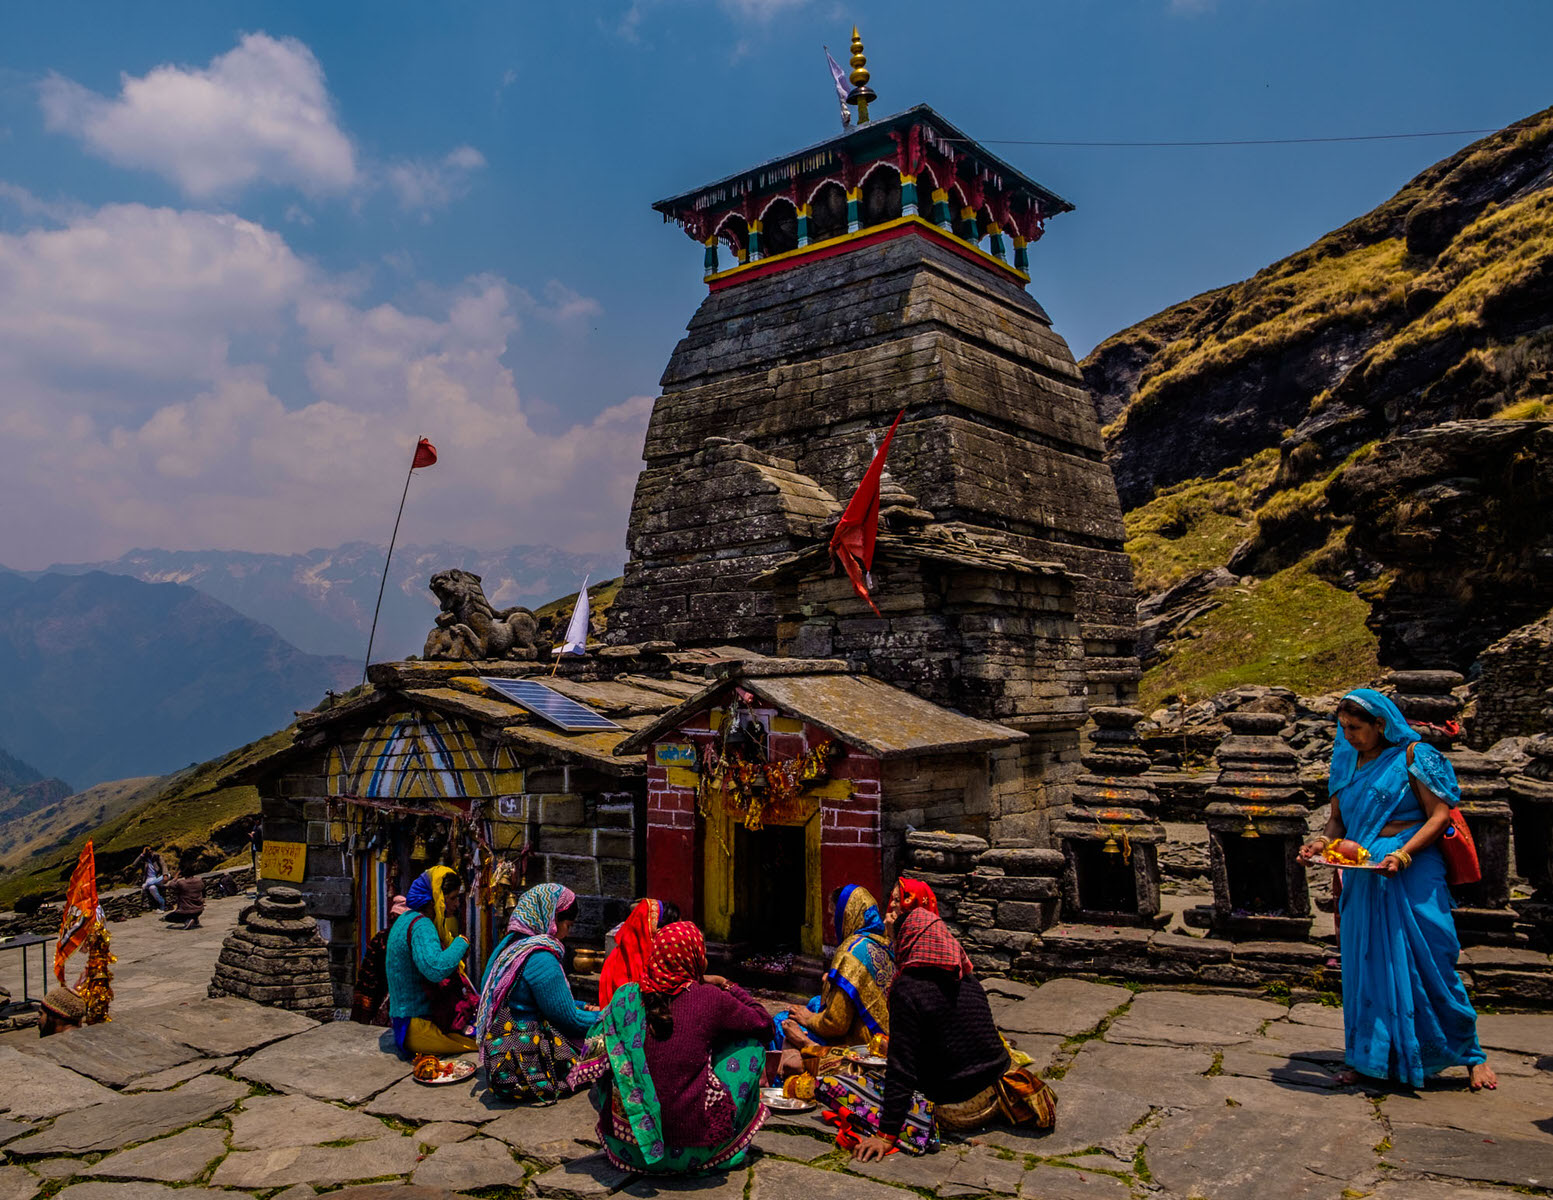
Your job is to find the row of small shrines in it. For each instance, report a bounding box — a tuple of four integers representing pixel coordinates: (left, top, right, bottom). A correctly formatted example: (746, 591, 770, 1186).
(227, 650, 1553, 1010)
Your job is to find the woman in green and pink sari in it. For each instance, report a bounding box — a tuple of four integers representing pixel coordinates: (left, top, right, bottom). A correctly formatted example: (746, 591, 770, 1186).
(574, 922, 771, 1175)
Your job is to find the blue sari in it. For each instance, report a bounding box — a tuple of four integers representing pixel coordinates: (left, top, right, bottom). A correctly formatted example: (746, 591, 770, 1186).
(1332, 689, 1486, 1087)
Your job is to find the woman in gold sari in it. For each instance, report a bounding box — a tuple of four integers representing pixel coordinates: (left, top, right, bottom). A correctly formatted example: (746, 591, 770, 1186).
(783, 885, 892, 1047)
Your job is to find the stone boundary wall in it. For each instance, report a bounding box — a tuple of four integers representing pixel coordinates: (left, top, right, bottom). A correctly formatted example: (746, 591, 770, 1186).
(0, 865, 255, 937)
(1468, 611, 1553, 748)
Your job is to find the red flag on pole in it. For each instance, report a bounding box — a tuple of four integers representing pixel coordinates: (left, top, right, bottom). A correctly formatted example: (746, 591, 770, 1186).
(55, 841, 99, 986)
(829, 409, 904, 615)
(411, 437, 438, 469)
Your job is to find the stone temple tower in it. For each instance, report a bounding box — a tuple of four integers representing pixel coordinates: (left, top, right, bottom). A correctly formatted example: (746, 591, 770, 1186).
(610, 47, 1137, 705)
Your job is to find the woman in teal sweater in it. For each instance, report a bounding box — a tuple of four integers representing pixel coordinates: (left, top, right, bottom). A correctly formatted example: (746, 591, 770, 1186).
(476, 883, 601, 1101)
(387, 866, 477, 1056)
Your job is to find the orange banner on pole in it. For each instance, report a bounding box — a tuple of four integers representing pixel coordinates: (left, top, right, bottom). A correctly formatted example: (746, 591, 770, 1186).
(55, 841, 100, 986)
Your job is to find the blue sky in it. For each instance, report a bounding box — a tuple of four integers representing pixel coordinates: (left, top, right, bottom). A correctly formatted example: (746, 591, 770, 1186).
(0, 0, 1548, 568)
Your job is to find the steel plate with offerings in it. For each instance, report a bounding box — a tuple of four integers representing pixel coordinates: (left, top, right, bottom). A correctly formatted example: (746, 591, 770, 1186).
(1309, 839, 1382, 870)
(412, 1055, 478, 1085)
(761, 1086, 815, 1112)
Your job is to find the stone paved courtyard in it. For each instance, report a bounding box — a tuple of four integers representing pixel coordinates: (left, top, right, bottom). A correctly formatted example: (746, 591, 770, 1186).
(1, 900, 1549, 1199)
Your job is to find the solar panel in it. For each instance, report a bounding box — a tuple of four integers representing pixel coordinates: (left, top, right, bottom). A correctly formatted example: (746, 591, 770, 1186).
(480, 677, 623, 733)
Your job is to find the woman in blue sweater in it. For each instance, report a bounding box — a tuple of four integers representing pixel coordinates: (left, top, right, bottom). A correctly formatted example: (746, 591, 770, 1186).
(476, 883, 601, 1101)
(386, 867, 477, 1056)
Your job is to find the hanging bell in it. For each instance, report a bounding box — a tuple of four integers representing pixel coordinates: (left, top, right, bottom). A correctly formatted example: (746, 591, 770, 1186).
(1101, 834, 1121, 855)
(1240, 819, 1260, 839)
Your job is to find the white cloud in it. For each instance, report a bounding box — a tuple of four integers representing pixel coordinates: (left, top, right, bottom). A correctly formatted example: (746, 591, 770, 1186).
(39, 33, 358, 198)
(385, 145, 487, 214)
(0, 202, 644, 567)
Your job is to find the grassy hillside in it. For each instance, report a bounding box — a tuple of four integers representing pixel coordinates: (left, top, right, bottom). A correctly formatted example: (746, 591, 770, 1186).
(0, 775, 159, 872)
(0, 725, 295, 911)
(1091, 108, 1553, 706)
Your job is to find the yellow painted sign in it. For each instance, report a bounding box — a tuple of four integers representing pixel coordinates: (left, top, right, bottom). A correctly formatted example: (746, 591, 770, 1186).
(260, 840, 306, 883)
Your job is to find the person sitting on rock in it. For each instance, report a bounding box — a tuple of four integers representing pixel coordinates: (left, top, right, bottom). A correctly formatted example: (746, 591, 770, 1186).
(162, 863, 206, 930)
(387, 867, 477, 1057)
(780, 884, 892, 1049)
(134, 847, 167, 912)
(582, 922, 772, 1175)
(476, 883, 600, 1101)
(850, 907, 1055, 1161)
(38, 987, 86, 1037)
(597, 898, 680, 1008)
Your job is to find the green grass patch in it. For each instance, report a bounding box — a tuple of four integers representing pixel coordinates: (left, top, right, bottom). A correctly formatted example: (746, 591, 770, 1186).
(1496, 397, 1552, 420)
(1140, 558, 1379, 711)
(1124, 451, 1278, 594)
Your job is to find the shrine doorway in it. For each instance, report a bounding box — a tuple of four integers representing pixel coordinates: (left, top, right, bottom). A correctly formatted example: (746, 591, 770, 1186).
(701, 799, 823, 957)
(730, 824, 806, 948)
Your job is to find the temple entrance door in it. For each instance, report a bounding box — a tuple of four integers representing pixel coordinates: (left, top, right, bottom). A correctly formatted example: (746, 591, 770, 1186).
(701, 795, 823, 957)
(730, 825, 806, 949)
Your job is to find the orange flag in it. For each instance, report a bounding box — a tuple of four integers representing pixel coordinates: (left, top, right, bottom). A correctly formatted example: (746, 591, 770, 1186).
(829, 410, 904, 615)
(55, 841, 100, 985)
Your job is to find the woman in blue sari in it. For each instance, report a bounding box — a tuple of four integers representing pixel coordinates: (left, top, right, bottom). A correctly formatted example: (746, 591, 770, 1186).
(1298, 689, 1497, 1090)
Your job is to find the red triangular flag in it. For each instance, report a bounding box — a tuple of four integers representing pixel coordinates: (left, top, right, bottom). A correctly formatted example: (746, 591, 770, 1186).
(829, 409, 903, 615)
(411, 437, 437, 469)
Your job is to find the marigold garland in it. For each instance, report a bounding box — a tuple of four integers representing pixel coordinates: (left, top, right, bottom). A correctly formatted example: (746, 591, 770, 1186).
(698, 736, 844, 831)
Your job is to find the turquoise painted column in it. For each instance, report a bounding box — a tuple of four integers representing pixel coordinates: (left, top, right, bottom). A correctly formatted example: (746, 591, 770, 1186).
(846, 188, 861, 233)
(797, 204, 811, 247)
(900, 173, 918, 216)
(959, 207, 978, 243)
(988, 222, 1006, 259)
(748, 218, 763, 261)
(932, 188, 952, 229)
(704, 236, 719, 275)
(1013, 235, 1029, 273)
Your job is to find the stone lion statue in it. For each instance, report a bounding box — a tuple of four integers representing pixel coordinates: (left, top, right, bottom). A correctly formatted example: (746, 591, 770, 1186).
(422, 569, 542, 661)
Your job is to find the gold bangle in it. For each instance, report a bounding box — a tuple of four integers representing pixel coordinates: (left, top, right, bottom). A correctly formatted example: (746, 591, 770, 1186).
(1392, 850, 1412, 869)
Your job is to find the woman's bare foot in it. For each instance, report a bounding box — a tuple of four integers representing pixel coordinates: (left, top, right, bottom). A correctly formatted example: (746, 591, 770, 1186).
(1469, 1062, 1498, 1091)
(1335, 1068, 1363, 1085)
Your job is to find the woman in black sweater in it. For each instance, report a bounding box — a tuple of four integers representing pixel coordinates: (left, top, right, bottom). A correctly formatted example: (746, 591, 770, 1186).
(852, 907, 1052, 1160)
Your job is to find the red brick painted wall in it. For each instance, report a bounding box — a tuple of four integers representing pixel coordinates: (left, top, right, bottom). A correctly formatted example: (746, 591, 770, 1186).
(644, 707, 884, 947)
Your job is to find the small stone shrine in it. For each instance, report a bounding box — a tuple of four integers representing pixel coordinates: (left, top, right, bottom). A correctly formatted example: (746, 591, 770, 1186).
(1387, 669, 1517, 943)
(1192, 711, 1314, 939)
(1053, 707, 1165, 926)
(209, 887, 334, 1019)
(1507, 687, 1553, 946)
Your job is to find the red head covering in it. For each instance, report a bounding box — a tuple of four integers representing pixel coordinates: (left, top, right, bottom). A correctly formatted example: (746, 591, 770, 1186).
(641, 921, 706, 997)
(891, 878, 939, 918)
(598, 899, 664, 1008)
(894, 907, 973, 979)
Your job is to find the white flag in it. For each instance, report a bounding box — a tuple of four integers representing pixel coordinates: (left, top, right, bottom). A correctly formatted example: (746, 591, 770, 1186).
(825, 47, 851, 128)
(556, 575, 590, 656)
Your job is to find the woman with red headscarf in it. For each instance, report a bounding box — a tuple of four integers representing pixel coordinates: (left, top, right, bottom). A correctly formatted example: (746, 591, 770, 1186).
(581, 923, 772, 1175)
(597, 899, 680, 1008)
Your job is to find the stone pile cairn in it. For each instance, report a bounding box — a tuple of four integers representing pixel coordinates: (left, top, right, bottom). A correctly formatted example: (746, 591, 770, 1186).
(1194, 710, 1314, 939)
(1052, 707, 1166, 926)
(1507, 687, 1553, 947)
(1387, 669, 1518, 943)
(209, 886, 334, 1019)
(899, 831, 1063, 975)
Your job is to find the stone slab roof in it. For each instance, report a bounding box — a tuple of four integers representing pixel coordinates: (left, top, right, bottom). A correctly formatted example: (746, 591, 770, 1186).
(617, 665, 1025, 760)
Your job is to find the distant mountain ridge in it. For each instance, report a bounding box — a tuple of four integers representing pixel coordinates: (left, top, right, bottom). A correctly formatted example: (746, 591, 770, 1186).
(0, 571, 356, 787)
(28, 542, 621, 660)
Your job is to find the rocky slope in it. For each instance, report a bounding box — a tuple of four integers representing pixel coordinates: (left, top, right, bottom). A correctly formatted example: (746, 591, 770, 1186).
(1088, 108, 1553, 710)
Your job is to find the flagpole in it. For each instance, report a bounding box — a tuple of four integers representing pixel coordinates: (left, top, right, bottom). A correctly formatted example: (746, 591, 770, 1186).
(362, 443, 420, 687)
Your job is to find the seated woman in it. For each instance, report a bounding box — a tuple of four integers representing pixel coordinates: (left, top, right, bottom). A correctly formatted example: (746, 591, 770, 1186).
(387, 867, 477, 1057)
(1298, 689, 1497, 1090)
(887, 878, 939, 921)
(589, 923, 772, 1175)
(477, 883, 600, 1101)
(782, 885, 892, 1048)
(851, 908, 1054, 1161)
(598, 898, 680, 1008)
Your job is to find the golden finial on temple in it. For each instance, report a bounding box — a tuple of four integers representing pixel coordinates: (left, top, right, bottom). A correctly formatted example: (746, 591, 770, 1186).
(847, 25, 876, 125)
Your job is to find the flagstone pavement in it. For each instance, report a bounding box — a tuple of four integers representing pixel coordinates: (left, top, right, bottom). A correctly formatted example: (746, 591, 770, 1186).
(1, 898, 1549, 1199)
